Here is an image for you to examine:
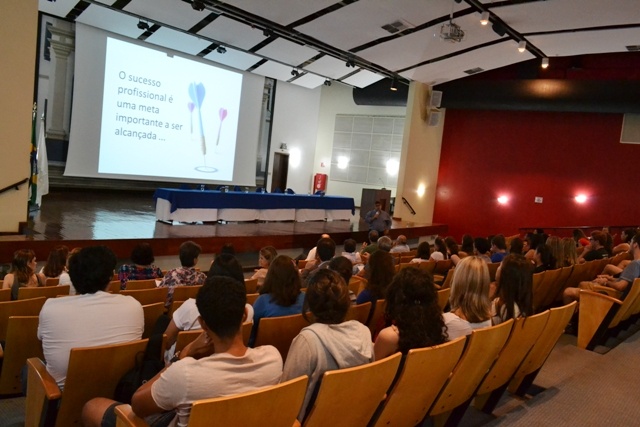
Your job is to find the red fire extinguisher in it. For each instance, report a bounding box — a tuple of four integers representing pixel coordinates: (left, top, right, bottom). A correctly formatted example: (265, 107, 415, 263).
(313, 173, 327, 193)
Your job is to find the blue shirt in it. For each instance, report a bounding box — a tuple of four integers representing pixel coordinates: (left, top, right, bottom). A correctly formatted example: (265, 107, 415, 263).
(249, 292, 305, 346)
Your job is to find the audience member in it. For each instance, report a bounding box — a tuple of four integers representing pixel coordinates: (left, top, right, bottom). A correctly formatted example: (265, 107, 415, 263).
(374, 268, 447, 360)
(305, 234, 330, 261)
(490, 235, 508, 263)
(612, 228, 636, 255)
(390, 235, 410, 253)
(572, 229, 590, 247)
(563, 237, 578, 266)
(38, 246, 143, 389)
(356, 250, 394, 305)
(491, 255, 533, 325)
(364, 201, 391, 235)
(250, 246, 277, 287)
(159, 241, 206, 309)
(509, 237, 524, 256)
(83, 276, 282, 427)
(444, 256, 491, 339)
(301, 237, 336, 280)
(473, 237, 492, 263)
(445, 237, 463, 265)
(282, 269, 373, 421)
(430, 237, 448, 261)
(377, 236, 393, 252)
(459, 234, 474, 257)
(340, 238, 362, 266)
(2, 249, 46, 300)
(533, 244, 555, 273)
(250, 255, 305, 345)
(328, 256, 357, 303)
(546, 236, 565, 269)
(41, 245, 69, 281)
(118, 243, 163, 290)
(410, 241, 431, 264)
(360, 230, 380, 256)
(577, 231, 610, 263)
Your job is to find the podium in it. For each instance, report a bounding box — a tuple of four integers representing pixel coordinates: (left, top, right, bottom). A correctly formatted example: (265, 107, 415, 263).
(360, 188, 392, 220)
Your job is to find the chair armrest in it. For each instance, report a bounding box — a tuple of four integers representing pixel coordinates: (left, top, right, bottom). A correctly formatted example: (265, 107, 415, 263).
(591, 285, 622, 298)
(25, 358, 62, 427)
(115, 404, 149, 427)
(577, 290, 622, 349)
(27, 357, 61, 400)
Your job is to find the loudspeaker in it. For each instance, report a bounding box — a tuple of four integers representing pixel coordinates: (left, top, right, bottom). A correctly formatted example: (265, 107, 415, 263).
(428, 110, 442, 127)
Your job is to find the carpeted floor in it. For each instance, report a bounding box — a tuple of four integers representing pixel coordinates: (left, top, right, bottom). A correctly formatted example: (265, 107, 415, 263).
(1, 328, 638, 427)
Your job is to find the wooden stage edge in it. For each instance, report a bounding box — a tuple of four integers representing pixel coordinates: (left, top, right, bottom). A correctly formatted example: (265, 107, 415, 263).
(0, 221, 448, 261)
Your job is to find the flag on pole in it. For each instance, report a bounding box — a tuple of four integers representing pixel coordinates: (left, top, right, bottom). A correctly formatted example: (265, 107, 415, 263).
(36, 116, 49, 206)
(29, 102, 38, 206)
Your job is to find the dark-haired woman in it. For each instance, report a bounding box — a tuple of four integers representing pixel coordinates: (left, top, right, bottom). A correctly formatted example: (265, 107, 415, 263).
(117, 243, 163, 290)
(374, 268, 447, 360)
(356, 250, 395, 305)
(2, 249, 46, 300)
(282, 269, 373, 421)
(491, 255, 533, 325)
(249, 255, 304, 346)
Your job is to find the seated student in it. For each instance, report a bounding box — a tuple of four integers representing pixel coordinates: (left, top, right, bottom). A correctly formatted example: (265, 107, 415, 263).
(356, 250, 395, 305)
(301, 237, 336, 280)
(533, 244, 555, 273)
(473, 237, 492, 264)
(2, 249, 46, 300)
(118, 243, 163, 290)
(250, 255, 305, 346)
(250, 246, 277, 288)
(444, 256, 491, 340)
(158, 241, 206, 309)
(577, 231, 610, 263)
(164, 254, 254, 364)
(430, 237, 449, 262)
(41, 245, 69, 283)
(341, 238, 362, 265)
(390, 234, 411, 253)
(38, 246, 144, 389)
(83, 276, 283, 427)
(305, 234, 331, 262)
(490, 234, 508, 263)
(328, 256, 357, 304)
(360, 230, 380, 255)
(445, 237, 463, 266)
(374, 268, 447, 360)
(282, 269, 373, 422)
(410, 241, 431, 263)
(491, 255, 533, 325)
(459, 234, 474, 258)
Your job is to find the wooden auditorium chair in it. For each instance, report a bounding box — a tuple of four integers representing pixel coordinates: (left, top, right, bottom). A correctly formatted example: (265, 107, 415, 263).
(168, 300, 184, 317)
(254, 314, 309, 362)
(25, 339, 149, 427)
(428, 320, 514, 427)
(348, 276, 366, 296)
(370, 337, 466, 427)
(175, 322, 253, 351)
(418, 260, 437, 274)
(541, 265, 574, 309)
(473, 310, 550, 414)
(18, 285, 70, 300)
(107, 280, 121, 293)
(142, 302, 166, 339)
(366, 299, 386, 336)
(243, 278, 258, 294)
(437, 288, 451, 312)
(577, 278, 640, 350)
(44, 277, 60, 286)
(0, 316, 44, 396)
(124, 279, 157, 291)
(246, 293, 260, 305)
(0, 297, 47, 343)
(302, 353, 402, 427)
(172, 285, 203, 302)
(532, 269, 560, 312)
(0, 288, 11, 302)
(120, 287, 169, 306)
(487, 262, 500, 282)
(114, 375, 309, 427)
(508, 301, 577, 396)
(344, 302, 372, 324)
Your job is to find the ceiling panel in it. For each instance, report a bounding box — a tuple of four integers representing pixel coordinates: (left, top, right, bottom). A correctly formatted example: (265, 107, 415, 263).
(290, 73, 326, 89)
(145, 27, 212, 56)
(303, 55, 352, 80)
(39, 0, 77, 17)
(75, 5, 146, 40)
(530, 28, 640, 57)
(341, 69, 386, 88)
(124, 0, 205, 30)
(251, 60, 298, 82)
(221, 0, 338, 26)
(197, 16, 266, 50)
(256, 39, 319, 68)
(203, 48, 262, 71)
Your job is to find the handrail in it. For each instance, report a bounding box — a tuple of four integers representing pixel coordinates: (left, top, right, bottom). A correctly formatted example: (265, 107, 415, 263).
(0, 178, 29, 195)
(402, 197, 416, 215)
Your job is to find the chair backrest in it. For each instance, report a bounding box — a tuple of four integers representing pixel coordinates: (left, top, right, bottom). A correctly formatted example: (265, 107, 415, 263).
(45, 277, 60, 286)
(474, 311, 550, 412)
(26, 339, 149, 427)
(107, 280, 121, 294)
(297, 259, 308, 269)
(186, 375, 308, 427)
(347, 277, 364, 296)
(344, 302, 372, 324)
(508, 301, 576, 395)
(254, 314, 310, 362)
(176, 330, 201, 352)
(0, 297, 47, 342)
(303, 353, 402, 427)
(434, 260, 453, 275)
(142, 302, 166, 339)
(120, 287, 169, 306)
(531, 271, 546, 311)
(18, 285, 71, 300)
(534, 268, 561, 311)
(564, 262, 591, 289)
(440, 269, 454, 289)
(487, 262, 501, 281)
(0, 288, 11, 302)
(0, 316, 44, 396)
(418, 260, 437, 274)
(429, 320, 513, 425)
(244, 279, 258, 294)
(169, 300, 185, 317)
(546, 265, 574, 306)
(172, 285, 203, 302)
(371, 337, 466, 427)
(246, 293, 260, 305)
(437, 288, 450, 311)
(367, 299, 386, 336)
(125, 279, 157, 290)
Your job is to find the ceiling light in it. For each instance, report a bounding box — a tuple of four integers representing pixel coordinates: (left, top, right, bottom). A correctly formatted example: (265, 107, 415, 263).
(263, 28, 273, 37)
(345, 59, 356, 68)
(324, 79, 332, 86)
(216, 46, 226, 54)
(480, 11, 489, 26)
(574, 194, 587, 204)
(137, 20, 149, 30)
(390, 79, 398, 91)
(191, 0, 205, 11)
(497, 195, 509, 205)
(541, 57, 549, 68)
(518, 41, 527, 53)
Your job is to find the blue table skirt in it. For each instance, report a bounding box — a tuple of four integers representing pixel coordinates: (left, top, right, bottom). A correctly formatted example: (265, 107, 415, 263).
(154, 188, 355, 214)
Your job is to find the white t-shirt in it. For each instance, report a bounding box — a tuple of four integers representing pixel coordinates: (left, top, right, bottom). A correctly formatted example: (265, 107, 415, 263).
(37, 291, 144, 388)
(152, 346, 283, 427)
(443, 312, 491, 341)
(173, 298, 254, 330)
(430, 251, 445, 262)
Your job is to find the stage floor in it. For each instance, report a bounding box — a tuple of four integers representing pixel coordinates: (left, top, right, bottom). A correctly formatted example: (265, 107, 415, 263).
(0, 190, 447, 261)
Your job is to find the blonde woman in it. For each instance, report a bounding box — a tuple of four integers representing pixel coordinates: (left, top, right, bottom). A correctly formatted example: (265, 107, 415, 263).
(546, 236, 565, 269)
(563, 237, 578, 266)
(443, 256, 491, 339)
(250, 246, 277, 287)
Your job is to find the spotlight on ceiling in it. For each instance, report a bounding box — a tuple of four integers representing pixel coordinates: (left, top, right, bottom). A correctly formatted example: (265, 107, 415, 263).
(191, 0, 205, 11)
(216, 46, 227, 54)
(491, 22, 506, 37)
(518, 40, 527, 53)
(137, 20, 149, 30)
(324, 79, 332, 86)
(345, 59, 356, 68)
(291, 68, 300, 77)
(390, 79, 398, 91)
(263, 28, 273, 37)
(541, 57, 549, 68)
(480, 11, 489, 26)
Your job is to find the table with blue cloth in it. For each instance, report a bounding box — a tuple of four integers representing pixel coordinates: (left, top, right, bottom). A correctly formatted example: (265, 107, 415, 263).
(154, 188, 355, 223)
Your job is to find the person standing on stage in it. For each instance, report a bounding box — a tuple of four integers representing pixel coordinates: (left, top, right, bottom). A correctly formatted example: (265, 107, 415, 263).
(365, 201, 391, 236)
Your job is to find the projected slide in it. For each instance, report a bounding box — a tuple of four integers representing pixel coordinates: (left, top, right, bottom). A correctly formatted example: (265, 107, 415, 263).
(98, 37, 242, 181)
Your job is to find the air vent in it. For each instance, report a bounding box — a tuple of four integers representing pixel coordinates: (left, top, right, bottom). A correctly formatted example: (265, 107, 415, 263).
(381, 19, 414, 34)
(626, 45, 640, 52)
(464, 67, 484, 75)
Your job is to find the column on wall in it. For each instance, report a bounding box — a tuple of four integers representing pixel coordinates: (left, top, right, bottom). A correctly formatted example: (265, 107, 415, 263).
(394, 81, 445, 224)
(46, 24, 75, 141)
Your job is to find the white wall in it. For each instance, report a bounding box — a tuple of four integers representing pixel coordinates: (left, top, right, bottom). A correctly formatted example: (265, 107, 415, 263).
(268, 82, 322, 194)
(313, 82, 406, 206)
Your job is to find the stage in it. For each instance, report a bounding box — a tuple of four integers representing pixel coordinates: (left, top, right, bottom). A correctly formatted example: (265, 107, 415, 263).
(0, 190, 447, 263)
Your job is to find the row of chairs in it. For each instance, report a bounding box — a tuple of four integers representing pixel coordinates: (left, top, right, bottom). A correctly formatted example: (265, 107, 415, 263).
(113, 301, 576, 427)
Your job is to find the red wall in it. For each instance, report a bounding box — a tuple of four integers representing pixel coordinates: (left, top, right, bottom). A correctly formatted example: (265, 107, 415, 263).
(433, 109, 638, 239)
